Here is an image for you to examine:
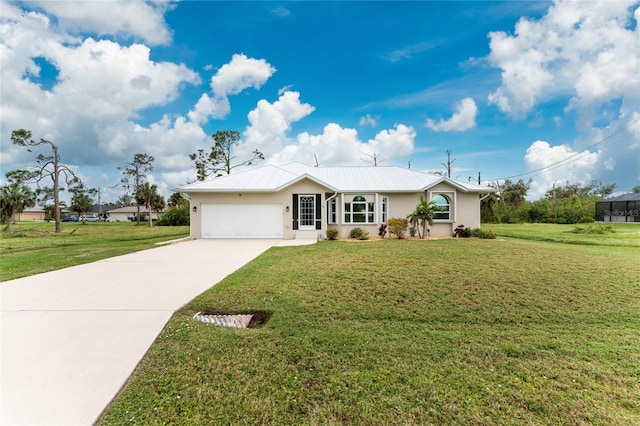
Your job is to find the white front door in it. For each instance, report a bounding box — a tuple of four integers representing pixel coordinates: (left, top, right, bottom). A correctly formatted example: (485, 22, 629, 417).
(298, 195, 316, 230)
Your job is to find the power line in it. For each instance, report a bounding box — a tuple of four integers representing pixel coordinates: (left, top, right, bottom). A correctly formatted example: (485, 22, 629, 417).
(485, 116, 640, 182)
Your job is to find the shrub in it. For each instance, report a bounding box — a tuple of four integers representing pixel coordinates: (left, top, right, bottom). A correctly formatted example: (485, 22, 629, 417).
(572, 223, 615, 234)
(156, 204, 189, 226)
(348, 227, 369, 240)
(325, 228, 339, 240)
(387, 218, 408, 239)
(378, 224, 387, 238)
(409, 226, 416, 237)
(471, 227, 497, 239)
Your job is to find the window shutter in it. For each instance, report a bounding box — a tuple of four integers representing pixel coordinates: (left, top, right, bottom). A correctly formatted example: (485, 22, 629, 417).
(292, 194, 299, 230)
(315, 194, 322, 230)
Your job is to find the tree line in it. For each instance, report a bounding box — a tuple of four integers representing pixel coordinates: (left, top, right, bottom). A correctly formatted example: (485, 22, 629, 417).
(1, 129, 258, 231)
(481, 179, 638, 224)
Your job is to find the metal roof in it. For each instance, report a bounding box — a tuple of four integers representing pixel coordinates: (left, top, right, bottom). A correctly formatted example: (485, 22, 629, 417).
(176, 163, 495, 193)
(599, 192, 640, 202)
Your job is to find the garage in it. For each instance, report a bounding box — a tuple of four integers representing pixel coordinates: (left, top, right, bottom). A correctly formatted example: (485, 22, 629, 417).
(201, 204, 283, 238)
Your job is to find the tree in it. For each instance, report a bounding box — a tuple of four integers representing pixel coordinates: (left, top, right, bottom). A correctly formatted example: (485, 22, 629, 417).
(116, 194, 134, 208)
(190, 130, 264, 181)
(120, 153, 154, 224)
(499, 179, 531, 208)
(632, 185, 640, 193)
(157, 192, 190, 226)
(11, 129, 80, 233)
(69, 184, 97, 222)
(361, 152, 384, 166)
(0, 170, 35, 231)
(407, 195, 439, 238)
(135, 182, 164, 227)
(441, 149, 456, 178)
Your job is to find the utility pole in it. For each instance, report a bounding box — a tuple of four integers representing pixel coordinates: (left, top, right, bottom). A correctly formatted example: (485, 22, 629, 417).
(441, 149, 455, 178)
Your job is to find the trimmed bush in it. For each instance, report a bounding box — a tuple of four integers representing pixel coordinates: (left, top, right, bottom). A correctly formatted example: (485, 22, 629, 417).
(325, 228, 339, 240)
(387, 218, 408, 239)
(348, 227, 369, 240)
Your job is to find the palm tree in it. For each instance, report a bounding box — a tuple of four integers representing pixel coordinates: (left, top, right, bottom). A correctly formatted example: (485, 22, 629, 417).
(135, 182, 165, 227)
(0, 171, 35, 232)
(407, 195, 440, 239)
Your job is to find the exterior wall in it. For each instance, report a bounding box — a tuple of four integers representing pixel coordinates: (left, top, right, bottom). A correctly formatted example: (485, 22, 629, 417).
(17, 212, 46, 221)
(189, 178, 330, 239)
(107, 210, 162, 222)
(189, 179, 485, 239)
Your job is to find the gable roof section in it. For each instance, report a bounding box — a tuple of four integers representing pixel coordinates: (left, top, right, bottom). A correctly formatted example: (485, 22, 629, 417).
(176, 163, 495, 193)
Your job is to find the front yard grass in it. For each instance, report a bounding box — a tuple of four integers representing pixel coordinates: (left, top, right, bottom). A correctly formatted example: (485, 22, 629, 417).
(0, 221, 189, 282)
(99, 237, 640, 425)
(486, 222, 640, 247)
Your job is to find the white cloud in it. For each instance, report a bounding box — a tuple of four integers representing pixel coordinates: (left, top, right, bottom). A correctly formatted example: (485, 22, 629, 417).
(241, 91, 316, 157)
(0, 4, 202, 196)
(273, 6, 291, 17)
(268, 123, 415, 166)
(524, 140, 599, 199)
(426, 98, 478, 132)
(383, 40, 442, 63)
(359, 114, 377, 127)
(189, 54, 277, 122)
(26, 0, 174, 45)
(487, 0, 639, 121)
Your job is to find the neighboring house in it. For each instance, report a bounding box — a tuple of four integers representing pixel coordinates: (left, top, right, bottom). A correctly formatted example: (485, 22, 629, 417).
(105, 206, 164, 222)
(595, 192, 640, 222)
(176, 163, 495, 239)
(16, 206, 46, 221)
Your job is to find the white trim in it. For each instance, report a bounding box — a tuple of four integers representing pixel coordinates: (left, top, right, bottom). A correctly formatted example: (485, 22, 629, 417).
(429, 191, 456, 223)
(298, 194, 316, 230)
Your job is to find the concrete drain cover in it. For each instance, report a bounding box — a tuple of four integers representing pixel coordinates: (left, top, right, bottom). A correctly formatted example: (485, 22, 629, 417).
(193, 312, 253, 328)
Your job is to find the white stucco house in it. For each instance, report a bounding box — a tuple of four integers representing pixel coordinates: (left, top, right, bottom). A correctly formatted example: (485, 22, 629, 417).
(105, 206, 164, 222)
(175, 163, 495, 239)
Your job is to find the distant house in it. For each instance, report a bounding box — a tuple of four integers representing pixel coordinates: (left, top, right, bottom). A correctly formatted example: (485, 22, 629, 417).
(105, 206, 164, 222)
(176, 162, 495, 239)
(17, 206, 46, 222)
(595, 192, 640, 222)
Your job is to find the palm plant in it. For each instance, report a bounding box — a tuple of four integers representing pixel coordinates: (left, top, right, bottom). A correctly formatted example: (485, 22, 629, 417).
(0, 170, 35, 232)
(135, 182, 165, 227)
(407, 195, 440, 239)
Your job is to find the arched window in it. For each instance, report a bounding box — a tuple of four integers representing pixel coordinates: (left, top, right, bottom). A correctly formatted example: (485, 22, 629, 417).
(432, 194, 450, 220)
(344, 195, 375, 223)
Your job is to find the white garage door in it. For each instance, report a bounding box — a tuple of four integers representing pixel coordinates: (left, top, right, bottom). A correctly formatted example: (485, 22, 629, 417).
(202, 204, 283, 238)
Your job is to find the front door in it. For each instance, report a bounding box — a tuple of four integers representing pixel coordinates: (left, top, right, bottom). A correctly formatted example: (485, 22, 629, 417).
(299, 195, 316, 230)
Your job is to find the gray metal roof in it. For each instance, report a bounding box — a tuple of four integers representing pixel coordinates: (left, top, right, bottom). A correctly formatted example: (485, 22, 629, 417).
(599, 192, 640, 202)
(176, 162, 495, 193)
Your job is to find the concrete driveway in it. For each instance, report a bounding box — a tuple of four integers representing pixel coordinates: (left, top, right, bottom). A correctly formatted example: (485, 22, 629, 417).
(1, 239, 309, 425)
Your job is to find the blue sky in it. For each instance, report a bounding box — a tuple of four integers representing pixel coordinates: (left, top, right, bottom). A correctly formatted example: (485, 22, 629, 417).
(1, 0, 639, 203)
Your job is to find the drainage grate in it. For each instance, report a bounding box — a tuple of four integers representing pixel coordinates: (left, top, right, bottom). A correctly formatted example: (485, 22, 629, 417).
(193, 312, 253, 328)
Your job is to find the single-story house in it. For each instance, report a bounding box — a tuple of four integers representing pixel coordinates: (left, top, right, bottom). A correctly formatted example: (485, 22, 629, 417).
(17, 206, 46, 221)
(105, 206, 164, 222)
(176, 163, 495, 239)
(595, 192, 640, 222)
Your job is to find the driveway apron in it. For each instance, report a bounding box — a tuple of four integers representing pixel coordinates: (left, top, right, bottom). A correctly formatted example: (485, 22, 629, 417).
(0, 239, 280, 425)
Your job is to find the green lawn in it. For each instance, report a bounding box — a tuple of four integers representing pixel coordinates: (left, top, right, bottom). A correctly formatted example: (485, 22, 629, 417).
(486, 222, 640, 247)
(98, 232, 640, 424)
(0, 221, 189, 281)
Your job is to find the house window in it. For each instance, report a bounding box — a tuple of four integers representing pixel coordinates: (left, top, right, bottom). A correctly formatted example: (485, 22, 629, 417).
(382, 197, 388, 223)
(329, 198, 337, 224)
(432, 194, 451, 220)
(344, 195, 375, 223)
